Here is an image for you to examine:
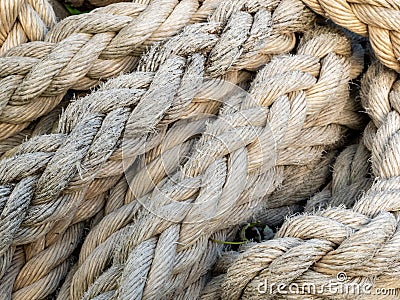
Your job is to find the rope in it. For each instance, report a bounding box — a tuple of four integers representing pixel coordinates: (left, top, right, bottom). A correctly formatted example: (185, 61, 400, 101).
(220, 61, 400, 299)
(65, 0, 162, 7)
(301, 0, 400, 73)
(0, 1, 316, 298)
(305, 141, 372, 212)
(60, 26, 364, 299)
(0, 0, 56, 55)
(200, 141, 371, 299)
(0, 0, 213, 141)
(256, 152, 337, 228)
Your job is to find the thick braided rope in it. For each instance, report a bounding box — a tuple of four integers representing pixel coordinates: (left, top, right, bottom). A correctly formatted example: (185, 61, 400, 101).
(0, 0, 56, 55)
(252, 70, 367, 227)
(0, 0, 214, 140)
(61, 27, 365, 299)
(65, 0, 185, 8)
(0, 1, 315, 298)
(301, 0, 400, 73)
(199, 142, 371, 300)
(220, 62, 400, 299)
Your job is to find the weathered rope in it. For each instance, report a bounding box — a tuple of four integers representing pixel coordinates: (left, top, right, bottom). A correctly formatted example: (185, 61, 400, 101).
(0, 0, 56, 55)
(255, 152, 337, 228)
(60, 26, 364, 299)
(200, 141, 371, 299)
(0, 101, 67, 157)
(0, 1, 316, 298)
(0, 0, 217, 141)
(300, 0, 400, 73)
(219, 61, 400, 299)
(305, 141, 372, 212)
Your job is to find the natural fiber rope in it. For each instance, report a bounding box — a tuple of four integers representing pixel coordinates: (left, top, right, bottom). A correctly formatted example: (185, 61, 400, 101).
(219, 61, 400, 299)
(305, 141, 372, 212)
(300, 0, 400, 73)
(256, 139, 371, 230)
(59, 26, 365, 299)
(200, 142, 371, 299)
(0, 0, 219, 141)
(0, 1, 316, 298)
(0, 100, 67, 156)
(65, 0, 152, 8)
(0, 0, 56, 55)
(64, 0, 219, 11)
(254, 152, 337, 229)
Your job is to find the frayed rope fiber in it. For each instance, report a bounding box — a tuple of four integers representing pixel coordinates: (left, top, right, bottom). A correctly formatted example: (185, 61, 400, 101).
(0, 0, 319, 298)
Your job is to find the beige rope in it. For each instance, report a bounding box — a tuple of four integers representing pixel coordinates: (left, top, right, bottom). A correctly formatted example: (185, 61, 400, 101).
(220, 61, 400, 299)
(305, 141, 372, 212)
(0, 0, 213, 141)
(0, 0, 56, 55)
(66, 0, 158, 7)
(301, 0, 400, 73)
(200, 141, 371, 299)
(0, 1, 316, 298)
(58, 26, 365, 299)
(255, 152, 337, 228)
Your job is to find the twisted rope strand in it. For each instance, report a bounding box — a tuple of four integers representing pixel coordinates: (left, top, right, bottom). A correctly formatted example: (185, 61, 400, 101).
(220, 62, 400, 299)
(0, 0, 56, 55)
(66, 26, 364, 299)
(200, 141, 371, 299)
(0, 1, 315, 298)
(301, 0, 400, 73)
(0, 0, 206, 140)
(305, 141, 372, 212)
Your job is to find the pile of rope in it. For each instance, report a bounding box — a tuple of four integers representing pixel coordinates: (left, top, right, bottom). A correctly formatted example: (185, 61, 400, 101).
(59, 25, 363, 299)
(0, 0, 324, 298)
(3, 0, 400, 299)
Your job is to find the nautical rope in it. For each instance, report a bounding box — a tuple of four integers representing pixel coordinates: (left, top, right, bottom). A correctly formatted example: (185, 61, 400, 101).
(305, 141, 372, 212)
(301, 0, 400, 73)
(0, 0, 211, 140)
(0, 1, 315, 298)
(63, 26, 363, 299)
(220, 61, 400, 299)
